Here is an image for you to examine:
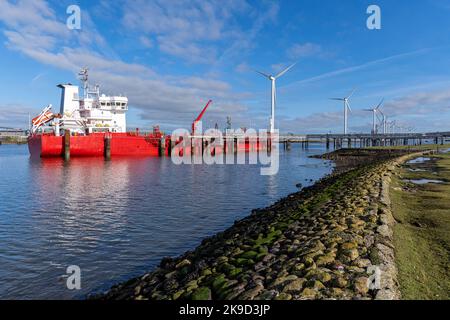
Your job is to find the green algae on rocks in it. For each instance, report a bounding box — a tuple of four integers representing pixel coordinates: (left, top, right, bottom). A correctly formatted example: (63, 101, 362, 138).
(94, 149, 435, 300)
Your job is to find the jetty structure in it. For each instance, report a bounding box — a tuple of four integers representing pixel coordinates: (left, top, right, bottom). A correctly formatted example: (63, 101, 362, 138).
(278, 132, 450, 150)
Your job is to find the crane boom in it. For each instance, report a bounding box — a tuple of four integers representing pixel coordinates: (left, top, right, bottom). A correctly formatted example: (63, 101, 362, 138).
(192, 99, 212, 134)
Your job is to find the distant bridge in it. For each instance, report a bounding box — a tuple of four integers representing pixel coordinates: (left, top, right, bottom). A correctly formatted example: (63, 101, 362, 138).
(0, 127, 25, 131)
(279, 131, 450, 148)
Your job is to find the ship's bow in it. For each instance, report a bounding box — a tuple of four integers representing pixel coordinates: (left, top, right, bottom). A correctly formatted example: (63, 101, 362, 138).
(28, 135, 42, 158)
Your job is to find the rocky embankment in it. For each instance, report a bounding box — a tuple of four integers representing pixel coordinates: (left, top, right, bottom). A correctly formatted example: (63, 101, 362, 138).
(96, 149, 424, 300)
(312, 148, 416, 174)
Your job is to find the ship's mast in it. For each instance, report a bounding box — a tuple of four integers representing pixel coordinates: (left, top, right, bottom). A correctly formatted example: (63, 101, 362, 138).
(78, 67, 89, 99)
(78, 67, 100, 102)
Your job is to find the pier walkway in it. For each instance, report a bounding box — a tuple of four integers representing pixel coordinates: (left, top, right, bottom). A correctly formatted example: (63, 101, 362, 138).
(279, 131, 450, 149)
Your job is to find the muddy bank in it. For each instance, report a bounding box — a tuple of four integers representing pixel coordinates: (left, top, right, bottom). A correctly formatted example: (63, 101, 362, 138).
(94, 149, 427, 300)
(312, 148, 424, 174)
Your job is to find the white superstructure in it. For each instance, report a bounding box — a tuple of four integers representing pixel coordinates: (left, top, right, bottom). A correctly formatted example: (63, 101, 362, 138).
(57, 68, 128, 134)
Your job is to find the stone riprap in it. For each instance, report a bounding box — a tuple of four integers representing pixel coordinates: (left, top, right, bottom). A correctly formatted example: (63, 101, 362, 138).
(96, 149, 428, 300)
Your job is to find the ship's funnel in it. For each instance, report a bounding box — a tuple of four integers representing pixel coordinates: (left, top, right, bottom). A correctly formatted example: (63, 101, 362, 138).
(57, 84, 79, 117)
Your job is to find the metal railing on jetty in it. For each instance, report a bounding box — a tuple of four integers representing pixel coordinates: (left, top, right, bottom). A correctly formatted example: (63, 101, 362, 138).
(278, 132, 450, 150)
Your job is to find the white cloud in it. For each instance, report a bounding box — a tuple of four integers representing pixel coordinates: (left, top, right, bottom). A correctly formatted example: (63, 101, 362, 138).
(121, 0, 253, 64)
(0, 0, 258, 129)
(278, 111, 343, 133)
(383, 88, 450, 116)
(284, 48, 433, 89)
(235, 62, 251, 73)
(121, 0, 279, 66)
(276, 86, 450, 134)
(286, 42, 322, 59)
(139, 36, 153, 48)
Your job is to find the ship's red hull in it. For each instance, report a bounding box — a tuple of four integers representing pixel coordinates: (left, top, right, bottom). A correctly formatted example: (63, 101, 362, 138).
(28, 133, 165, 158)
(28, 133, 270, 158)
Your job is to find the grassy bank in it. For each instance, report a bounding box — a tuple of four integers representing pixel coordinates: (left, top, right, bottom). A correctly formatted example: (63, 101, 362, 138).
(390, 152, 450, 299)
(96, 149, 417, 300)
(0, 136, 27, 145)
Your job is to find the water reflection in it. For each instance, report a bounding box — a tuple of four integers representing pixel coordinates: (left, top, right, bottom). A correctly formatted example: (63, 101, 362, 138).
(0, 143, 333, 299)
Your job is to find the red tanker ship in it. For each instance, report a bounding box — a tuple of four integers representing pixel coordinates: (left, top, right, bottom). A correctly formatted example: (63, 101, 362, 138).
(28, 68, 269, 158)
(28, 68, 174, 158)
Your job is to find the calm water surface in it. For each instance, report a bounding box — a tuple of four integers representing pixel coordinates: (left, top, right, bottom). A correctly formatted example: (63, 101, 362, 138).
(0, 144, 333, 299)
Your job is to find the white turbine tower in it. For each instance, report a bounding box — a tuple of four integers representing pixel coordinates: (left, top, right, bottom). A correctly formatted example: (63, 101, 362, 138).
(330, 89, 355, 135)
(389, 120, 397, 134)
(378, 109, 387, 134)
(255, 63, 296, 133)
(363, 99, 384, 134)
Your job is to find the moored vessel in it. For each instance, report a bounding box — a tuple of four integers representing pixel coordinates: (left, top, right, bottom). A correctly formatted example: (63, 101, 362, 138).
(28, 68, 167, 158)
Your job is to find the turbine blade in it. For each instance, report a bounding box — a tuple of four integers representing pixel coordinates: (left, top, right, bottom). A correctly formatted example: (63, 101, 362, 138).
(376, 113, 383, 122)
(275, 62, 296, 78)
(346, 88, 356, 99)
(346, 101, 352, 112)
(329, 98, 344, 101)
(376, 98, 384, 110)
(254, 69, 271, 79)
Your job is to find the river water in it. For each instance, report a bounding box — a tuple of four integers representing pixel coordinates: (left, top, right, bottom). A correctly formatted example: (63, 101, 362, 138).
(0, 143, 333, 299)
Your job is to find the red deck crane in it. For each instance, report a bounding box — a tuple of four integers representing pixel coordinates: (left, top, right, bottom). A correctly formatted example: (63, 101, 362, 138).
(192, 99, 212, 134)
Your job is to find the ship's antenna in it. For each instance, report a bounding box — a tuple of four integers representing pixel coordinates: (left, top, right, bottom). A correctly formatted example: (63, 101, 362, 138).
(78, 67, 89, 99)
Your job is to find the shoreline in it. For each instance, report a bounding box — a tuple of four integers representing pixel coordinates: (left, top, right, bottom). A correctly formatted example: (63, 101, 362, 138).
(94, 148, 436, 300)
(0, 135, 28, 145)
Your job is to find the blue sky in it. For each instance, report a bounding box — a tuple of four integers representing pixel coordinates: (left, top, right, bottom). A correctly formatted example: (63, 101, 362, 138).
(0, 0, 450, 133)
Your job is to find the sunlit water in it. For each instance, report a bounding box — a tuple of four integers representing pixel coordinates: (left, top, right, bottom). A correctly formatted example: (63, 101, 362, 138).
(0, 144, 333, 299)
(407, 179, 445, 185)
(407, 157, 431, 164)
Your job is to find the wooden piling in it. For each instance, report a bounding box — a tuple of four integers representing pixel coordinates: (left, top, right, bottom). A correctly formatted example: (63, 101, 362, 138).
(167, 138, 174, 157)
(104, 135, 111, 160)
(286, 141, 291, 151)
(64, 130, 70, 161)
(158, 137, 165, 157)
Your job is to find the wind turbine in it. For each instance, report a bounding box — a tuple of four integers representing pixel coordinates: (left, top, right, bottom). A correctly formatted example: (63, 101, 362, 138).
(377, 109, 387, 134)
(329, 89, 355, 135)
(255, 63, 296, 133)
(389, 120, 397, 134)
(363, 99, 384, 134)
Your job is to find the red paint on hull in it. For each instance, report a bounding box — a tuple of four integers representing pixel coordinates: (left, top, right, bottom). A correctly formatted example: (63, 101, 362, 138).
(28, 133, 164, 158)
(28, 133, 269, 158)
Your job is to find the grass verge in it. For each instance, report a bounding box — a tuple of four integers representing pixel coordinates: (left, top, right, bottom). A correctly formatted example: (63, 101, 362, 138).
(390, 152, 450, 299)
